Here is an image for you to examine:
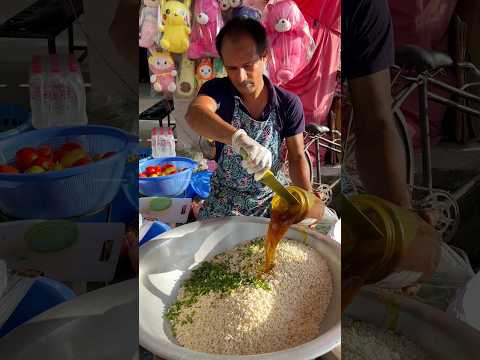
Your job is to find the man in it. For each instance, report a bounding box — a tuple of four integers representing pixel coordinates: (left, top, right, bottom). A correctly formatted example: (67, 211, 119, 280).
(343, 0, 443, 288)
(186, 17, 311, 219)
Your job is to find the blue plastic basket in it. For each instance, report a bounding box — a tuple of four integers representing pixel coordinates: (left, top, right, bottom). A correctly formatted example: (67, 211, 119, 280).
(139, 157, 197, 197)
(0, 126, 132, 219)
(0, 104, 31, 140)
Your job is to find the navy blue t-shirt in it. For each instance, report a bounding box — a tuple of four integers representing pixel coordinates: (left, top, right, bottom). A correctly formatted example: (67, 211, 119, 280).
(198, 76, 305, 160)
(342, 0, 395, 80)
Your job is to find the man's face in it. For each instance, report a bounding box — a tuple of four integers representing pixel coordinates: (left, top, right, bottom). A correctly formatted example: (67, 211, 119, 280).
(221, 35, 266, 96)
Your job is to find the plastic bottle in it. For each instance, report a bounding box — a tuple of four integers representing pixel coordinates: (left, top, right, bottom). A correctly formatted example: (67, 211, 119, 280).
(47, 54, 65, 127)
(67, 55, 88, 125)
(159, 127, 167, 157)
(151, 127, 158, 158)
(30, 56, 44, 129)
(341, 194, 441, 310)
(167, 128, 176, 156)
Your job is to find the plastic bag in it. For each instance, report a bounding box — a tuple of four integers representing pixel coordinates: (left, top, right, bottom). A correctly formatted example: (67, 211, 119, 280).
(139, 0, 160, 49)
(158, 0, 192, 54)
(263, 0, 315, 86)
(187, 0, 223, 59)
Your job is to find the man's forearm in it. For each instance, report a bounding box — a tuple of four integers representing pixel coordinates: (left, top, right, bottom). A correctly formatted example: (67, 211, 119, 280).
(186, 105, 237, 145)
(288, 154, 312, 192)
(355, 118, 411, 207)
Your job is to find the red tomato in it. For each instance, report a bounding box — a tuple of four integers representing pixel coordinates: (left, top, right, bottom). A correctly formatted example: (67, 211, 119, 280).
(61, 142, 83, 152)
(37, 144, 53, 160)
(155, 165, 163, 173)
(0, 165, 19, 174)
(15, 147, 38, 171)
(53, 149, 66, 162)
(145, 166, 156, 176)
(33, 157, 55, 170)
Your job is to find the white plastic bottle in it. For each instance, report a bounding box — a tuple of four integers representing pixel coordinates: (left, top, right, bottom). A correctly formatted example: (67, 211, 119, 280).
(158, 127, 167, 157)
(67, 55, 88, 125)
(151, 127, 158, 158)
(168, 128, 176, 156)
(30, 56, 45, 129)
(47, 54, 66, 127)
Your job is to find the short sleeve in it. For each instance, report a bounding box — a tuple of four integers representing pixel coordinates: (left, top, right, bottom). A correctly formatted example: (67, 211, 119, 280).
(282, 94, 305, 138)
(342, 0, 394, 79)
(197, 78, 221, 102)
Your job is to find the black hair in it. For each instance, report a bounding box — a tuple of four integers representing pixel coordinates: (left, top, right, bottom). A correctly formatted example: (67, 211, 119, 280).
(215, 17, 268, 58)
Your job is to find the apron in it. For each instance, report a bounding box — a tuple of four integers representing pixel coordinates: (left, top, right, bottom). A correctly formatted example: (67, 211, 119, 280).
(199, 97, 287, 219)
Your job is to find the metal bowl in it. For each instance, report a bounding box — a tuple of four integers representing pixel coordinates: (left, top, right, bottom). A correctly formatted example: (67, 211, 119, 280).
(139, 216, 341, 360)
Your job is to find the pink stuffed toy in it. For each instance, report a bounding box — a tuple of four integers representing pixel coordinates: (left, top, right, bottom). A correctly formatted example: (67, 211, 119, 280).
(139, 0, 160, 48)
(188, 0, 223, 59)
(148, 49, 178, 94)
(263, 0, 313, 85)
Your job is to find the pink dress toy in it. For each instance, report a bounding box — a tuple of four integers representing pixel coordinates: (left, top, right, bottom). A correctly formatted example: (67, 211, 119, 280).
(188, 0, 223, 59)
(139, 0, 160, 48)
(263, 0, 314, 85)
(148, 49, 178, 94)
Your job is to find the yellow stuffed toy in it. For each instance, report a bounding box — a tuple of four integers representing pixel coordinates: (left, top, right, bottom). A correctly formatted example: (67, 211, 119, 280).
(158, 0, 192, 54)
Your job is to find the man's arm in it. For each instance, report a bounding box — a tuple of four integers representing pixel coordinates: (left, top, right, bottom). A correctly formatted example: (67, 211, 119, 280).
(186, 95, 237, 145)
(349, 69, 411, 208)
(286, 134, 312, 192)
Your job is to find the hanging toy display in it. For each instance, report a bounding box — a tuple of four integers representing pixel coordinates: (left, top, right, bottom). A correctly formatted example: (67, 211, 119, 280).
(213, 57, 227, 78)
(148, 48, 178, 94)
(158, 0, 192, 54)
(263, 0, 315, 86)
(176, 54, 196, 98)
(232, 5, 262, 20)
(243, 0, 268, 13)
(187, 0, 224, 59)
(139, 0, 160, 48)
(195, 58, 215, 90)
(218, 0, 242, 21)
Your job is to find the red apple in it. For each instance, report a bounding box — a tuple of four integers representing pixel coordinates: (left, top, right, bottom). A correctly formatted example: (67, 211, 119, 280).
(61, 142, 83, 152)
(0, 165, 19, 174)
(37, 144, 53, 160)
(15, 147, 38, 171)
(33, 157, 55, 171)
(162, 164, 177, 176)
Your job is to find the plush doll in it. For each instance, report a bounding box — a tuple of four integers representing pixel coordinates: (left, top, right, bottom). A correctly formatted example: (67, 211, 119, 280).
(187, 0, 223, 59)
(213, 57, 227, 78)
(176, 54, 196, 98)
(263, 0, 313, 85)
(159, 0, 192, 54)
(148, 49, 178, 93)
(196, 58, 215, 90)
(139, 0, 160, 48)
(232, 5, 262, 21)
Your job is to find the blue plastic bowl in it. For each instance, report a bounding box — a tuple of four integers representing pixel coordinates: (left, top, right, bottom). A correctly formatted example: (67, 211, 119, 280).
(0, 104, 31, 140)
(139, 157, 197, 197)
(139, 221, 171, 246)
(185, 171, 213, 199)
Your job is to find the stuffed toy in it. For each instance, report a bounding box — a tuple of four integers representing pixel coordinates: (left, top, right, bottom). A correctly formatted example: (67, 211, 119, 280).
(148, 49, 178, 93)
(187, 0, 223, 59)
(213, 58, 227, 78)
(196, 58, 215, 90)
(139, 0, 160, 48)
(232, 5, 262, 21)
(263, 0, 313, 85)
(176, 54, 196, 98)
(159, 0, 192, 54)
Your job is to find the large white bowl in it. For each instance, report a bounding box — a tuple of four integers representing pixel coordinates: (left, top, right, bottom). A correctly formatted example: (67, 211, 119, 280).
(139, 216, 341, 360)
(345, 289, 480, 359)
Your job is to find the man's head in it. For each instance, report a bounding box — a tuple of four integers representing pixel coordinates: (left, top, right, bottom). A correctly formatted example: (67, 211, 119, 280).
(215, 17, 268, 96)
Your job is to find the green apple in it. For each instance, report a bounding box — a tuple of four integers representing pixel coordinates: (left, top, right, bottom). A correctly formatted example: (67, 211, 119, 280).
(61, 148, 87, 168)
(25, 165, 46, 174)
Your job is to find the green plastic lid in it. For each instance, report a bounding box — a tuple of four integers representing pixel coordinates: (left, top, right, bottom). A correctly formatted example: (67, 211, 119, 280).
(149, 197, 172, 211)
(25, 220, 78, 252)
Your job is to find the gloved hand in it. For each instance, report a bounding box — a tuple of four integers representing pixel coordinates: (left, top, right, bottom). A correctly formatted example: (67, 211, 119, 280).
(231, 129, 272, 179)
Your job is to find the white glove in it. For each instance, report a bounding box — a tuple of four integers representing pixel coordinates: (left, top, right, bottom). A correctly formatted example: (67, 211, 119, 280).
(231, 129, 272, 178)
